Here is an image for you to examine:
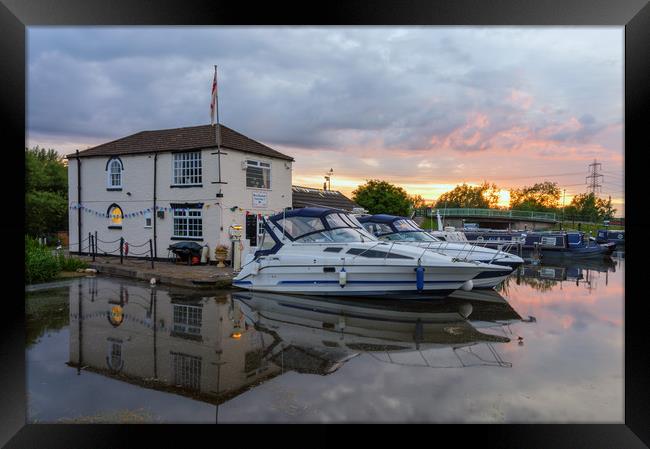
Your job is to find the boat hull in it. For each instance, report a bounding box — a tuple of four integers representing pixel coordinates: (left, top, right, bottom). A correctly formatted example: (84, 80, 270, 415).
(233, 263, 512, 297)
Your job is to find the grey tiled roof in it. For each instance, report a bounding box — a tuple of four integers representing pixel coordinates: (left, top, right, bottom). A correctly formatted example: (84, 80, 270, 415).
(67, 124, 294, 161)
(291, 185, 361, 211)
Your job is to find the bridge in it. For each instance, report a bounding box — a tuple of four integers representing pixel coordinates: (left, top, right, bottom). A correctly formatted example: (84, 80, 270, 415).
(414, 208, 558, 230)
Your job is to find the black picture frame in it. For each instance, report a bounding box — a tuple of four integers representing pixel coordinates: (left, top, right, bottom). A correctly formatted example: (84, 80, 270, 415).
(5, 0, 648, 446)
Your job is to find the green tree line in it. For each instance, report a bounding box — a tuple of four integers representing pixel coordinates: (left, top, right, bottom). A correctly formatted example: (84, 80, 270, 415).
(351, 178, 618, 223)
(25, 146, 68, 237)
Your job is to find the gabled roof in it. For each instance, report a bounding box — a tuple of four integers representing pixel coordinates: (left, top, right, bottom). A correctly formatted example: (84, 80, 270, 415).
(291, 185, 361, 211)
(66, 124, 294, 161)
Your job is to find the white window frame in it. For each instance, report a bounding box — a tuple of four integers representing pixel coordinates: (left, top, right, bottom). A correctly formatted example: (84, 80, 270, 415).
(172, 151, 202, 186)
(107, 159, 122, 189)
(245, 159, 271, 190)
(172, 207, 203, 239)
(172, 304, 202, 336)
(144, 210, 152, 228)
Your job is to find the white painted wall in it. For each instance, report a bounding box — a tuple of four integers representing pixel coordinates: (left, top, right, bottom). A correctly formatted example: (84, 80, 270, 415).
(68, 147, 293, 262)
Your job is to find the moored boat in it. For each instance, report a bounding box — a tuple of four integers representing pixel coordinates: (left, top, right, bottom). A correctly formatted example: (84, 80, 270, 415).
(232, 208, 513, 298)
(358, 214, 523, 289)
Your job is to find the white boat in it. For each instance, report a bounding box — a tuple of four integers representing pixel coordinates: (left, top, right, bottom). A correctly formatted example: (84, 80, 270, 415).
(357, 214, 524, 289)
(233, 208, 514, 298)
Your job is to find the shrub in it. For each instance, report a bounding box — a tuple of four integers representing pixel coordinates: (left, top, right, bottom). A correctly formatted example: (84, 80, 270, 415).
(57, 252, 88, 271)
(25, 236, 89, 284)
(25, 236, 60, 284)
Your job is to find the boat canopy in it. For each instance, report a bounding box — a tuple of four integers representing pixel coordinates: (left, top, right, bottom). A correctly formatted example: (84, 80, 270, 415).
(267, 207, 375, 242)
(358, 214, 438, 241)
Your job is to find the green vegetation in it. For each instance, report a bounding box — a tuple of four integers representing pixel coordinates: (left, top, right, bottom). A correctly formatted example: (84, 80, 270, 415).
(353, 179, 413, 216)
(509, 181, 561, 212)
(25, 236, 87, 284)
(434, 182, 500, 209)
(25, 147, 68, 238)
(421, 180, 619, 226)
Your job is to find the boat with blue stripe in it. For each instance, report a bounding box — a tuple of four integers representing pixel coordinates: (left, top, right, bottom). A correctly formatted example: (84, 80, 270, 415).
(232, 207, 513, 298)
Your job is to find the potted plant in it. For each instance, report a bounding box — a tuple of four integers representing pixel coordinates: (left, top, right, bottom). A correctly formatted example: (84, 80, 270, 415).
(214, 244, 229, 268)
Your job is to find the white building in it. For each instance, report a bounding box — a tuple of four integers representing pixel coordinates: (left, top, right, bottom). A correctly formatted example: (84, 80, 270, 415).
(67, 124, 293, 263)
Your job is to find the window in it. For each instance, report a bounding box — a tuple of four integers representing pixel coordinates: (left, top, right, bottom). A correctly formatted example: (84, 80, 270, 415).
(144, 210, 152, 228)
(362, 222, 394, 236)
(106, 340, 124, 371)
(107, 204, 123, 228)
(172, 151, 202, 186)
(246, 160, 271, 189)
(107, 159, 122, 189)
(172, 304, 202, 336)
(258, 228, 277, 251)
(170, 352, 201, 390)
(275, 216, 325, 239)
(172, 206, 203, 239)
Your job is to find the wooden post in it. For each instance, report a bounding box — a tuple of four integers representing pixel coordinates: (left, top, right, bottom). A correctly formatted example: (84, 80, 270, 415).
(88, 232, 92, 256)
(91, 235, 96, 262)
(150, 239, 154, 269)
(94, 231, 98, 259)
(120, 237, 124, 264)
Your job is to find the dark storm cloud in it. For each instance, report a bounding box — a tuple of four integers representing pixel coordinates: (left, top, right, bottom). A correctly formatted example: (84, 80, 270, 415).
(28, 27, 622, 154)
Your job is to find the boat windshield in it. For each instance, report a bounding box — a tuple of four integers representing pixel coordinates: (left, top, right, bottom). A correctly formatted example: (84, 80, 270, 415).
(296, 227, 377, 243)
(275, 212, 377, 241)
(275, 216, 326, 239)
(393, 219, 422, 232)
(382, 231, 438, 242)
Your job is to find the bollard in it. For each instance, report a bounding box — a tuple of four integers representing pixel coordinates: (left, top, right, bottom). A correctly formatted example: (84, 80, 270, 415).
(149, 239, 154, 269)
(120, 237, 124, 264)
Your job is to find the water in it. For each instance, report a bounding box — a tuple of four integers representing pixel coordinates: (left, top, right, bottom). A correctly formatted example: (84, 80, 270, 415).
(26, 253, 624, 423)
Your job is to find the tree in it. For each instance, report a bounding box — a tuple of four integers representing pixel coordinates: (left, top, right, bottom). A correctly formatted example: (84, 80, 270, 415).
(509, 181, 561, 212)
(434, 182, 500, 209)
(409, 194, 428, 209)
(25, 146, 68, 237)
(564, 193, 617, 223)
(352, 180, 412, 216)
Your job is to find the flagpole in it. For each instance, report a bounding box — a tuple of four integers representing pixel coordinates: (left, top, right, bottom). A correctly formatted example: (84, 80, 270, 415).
(215, 65, 221, 150)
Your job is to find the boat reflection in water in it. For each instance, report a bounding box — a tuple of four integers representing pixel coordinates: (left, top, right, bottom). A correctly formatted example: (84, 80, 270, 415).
(68, 277, 532, 407)
(505, 256, 619, 293)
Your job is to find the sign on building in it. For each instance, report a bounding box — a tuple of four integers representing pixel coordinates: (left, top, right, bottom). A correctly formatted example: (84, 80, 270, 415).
(252, 191, 268, 208)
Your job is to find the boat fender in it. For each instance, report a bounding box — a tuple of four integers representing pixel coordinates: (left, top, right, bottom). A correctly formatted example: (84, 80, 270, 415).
(415, 266, 425, 291)
(461, 279, 473, 291)
(339, 268, 347, 287)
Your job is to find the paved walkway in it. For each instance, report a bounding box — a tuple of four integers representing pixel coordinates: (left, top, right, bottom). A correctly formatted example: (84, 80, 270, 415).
(77, 255, 236, 289)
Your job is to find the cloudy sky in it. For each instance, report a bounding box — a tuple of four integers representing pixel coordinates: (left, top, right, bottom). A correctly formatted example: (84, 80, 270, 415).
(27, 27, 624, 212)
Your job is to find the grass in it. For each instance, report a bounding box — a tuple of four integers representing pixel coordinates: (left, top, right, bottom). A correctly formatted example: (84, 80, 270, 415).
(25, 235, 88, 284)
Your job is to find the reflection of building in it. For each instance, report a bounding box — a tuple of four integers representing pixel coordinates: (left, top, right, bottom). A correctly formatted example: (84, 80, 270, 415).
(68, 278, 281, 404)
(68, 278, 530, 407)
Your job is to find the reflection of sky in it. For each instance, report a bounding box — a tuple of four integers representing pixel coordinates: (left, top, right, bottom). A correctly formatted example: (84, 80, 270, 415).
(26, 257, 624, 423)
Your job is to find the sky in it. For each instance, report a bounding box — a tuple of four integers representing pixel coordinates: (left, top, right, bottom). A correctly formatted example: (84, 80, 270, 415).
(27, 27, 625, 213)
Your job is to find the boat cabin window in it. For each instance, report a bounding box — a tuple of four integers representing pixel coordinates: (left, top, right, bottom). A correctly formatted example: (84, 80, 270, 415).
(382, 231, 437, 242)
(296, 227, 373, 243)
(362, 222, 393, 235)
(393, 219, 421, 232)
(276, 216, 325, 239)
(258, 228, 277, 251)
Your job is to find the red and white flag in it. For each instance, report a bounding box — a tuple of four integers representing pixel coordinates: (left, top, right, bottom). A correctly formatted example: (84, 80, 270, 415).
(210, 67, 218, 125)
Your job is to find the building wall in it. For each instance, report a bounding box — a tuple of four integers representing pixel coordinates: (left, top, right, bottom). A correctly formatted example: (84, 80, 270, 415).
(68, 148, 293, 261)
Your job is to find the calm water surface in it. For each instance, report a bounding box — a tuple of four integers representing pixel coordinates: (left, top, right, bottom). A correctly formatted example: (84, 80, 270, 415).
(26, 253, 624, 423)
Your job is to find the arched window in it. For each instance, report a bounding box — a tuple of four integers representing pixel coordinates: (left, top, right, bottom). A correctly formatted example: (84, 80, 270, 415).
(107, 204, 123, 229)
(106, 158, 123, 190)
